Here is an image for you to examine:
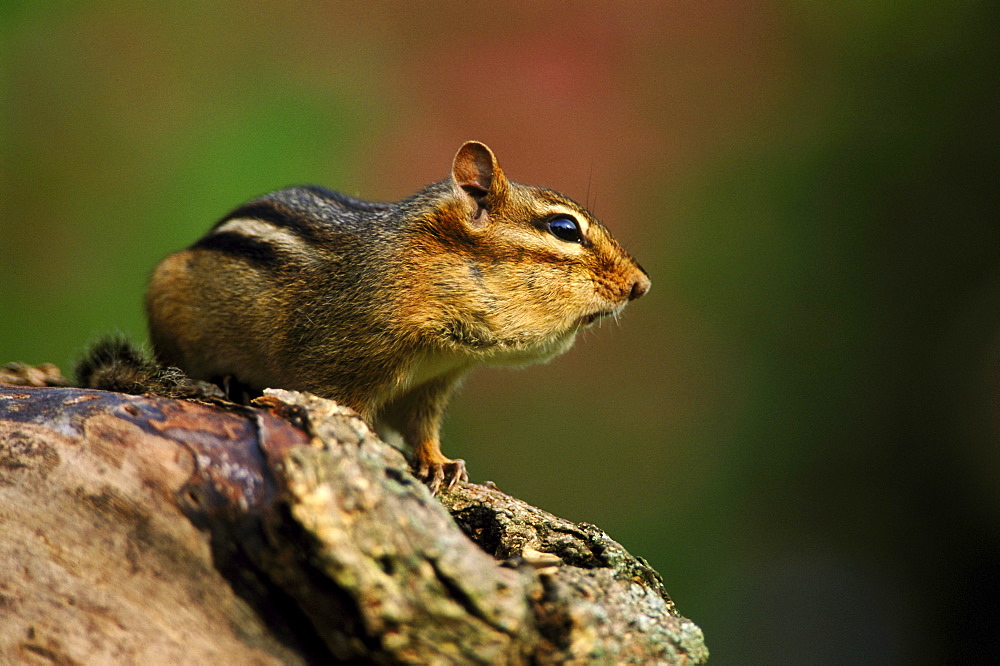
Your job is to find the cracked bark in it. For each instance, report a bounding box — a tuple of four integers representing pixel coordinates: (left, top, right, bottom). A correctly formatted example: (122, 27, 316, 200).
(0, 377, 708, 664)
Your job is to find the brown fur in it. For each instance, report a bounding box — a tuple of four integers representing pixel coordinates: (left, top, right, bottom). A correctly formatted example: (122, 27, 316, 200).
(145, 142, 650, 492)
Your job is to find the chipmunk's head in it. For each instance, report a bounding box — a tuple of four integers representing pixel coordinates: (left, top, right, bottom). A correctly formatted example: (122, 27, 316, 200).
(407, 141, 650, 365)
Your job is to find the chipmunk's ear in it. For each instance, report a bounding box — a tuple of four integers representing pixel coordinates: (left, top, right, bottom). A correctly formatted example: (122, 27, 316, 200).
(452, 141, 508, 226)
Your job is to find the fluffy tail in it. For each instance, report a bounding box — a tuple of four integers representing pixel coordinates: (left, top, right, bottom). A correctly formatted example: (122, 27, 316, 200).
(75, 335, 217, 398)
(75, 336, 157, 393)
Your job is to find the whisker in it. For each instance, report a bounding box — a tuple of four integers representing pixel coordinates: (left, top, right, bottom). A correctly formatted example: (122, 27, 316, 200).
(586, 162, 594, 211)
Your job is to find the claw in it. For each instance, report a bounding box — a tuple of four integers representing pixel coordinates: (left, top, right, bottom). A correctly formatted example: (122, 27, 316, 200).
(417, 458, 467, 495)
(429, 465, 445, 495)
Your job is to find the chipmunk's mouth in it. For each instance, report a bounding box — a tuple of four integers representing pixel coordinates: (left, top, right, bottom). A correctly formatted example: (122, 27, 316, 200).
(580, 310, 616, 327)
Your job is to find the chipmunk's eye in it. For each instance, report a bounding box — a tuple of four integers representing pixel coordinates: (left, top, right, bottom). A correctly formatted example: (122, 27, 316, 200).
(546, 216, 584, 244)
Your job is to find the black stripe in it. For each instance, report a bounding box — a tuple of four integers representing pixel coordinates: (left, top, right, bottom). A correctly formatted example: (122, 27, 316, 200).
(192, 231, 280, 266)
(300, 185, 339, 199)
(212, 200, 328, 245)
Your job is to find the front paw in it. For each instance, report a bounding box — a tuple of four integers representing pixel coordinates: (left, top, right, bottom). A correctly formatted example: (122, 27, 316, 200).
(417, 458, 468, 495)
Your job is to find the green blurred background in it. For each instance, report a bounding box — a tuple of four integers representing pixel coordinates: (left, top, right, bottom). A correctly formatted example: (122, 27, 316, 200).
(3, 2, 999, 661)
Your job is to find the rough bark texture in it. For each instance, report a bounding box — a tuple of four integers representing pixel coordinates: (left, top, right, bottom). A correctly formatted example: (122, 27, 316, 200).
(0, 377, 708, 664)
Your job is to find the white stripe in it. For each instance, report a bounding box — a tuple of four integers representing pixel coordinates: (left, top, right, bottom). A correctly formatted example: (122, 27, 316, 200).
(213, 218, 309, 252)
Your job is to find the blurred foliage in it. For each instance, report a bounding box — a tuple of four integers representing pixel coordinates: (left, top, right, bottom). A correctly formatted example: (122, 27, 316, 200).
(3, 1, 999, 662)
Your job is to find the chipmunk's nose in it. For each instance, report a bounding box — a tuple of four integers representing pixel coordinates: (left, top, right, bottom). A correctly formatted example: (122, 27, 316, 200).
(629, 269, 651, 301)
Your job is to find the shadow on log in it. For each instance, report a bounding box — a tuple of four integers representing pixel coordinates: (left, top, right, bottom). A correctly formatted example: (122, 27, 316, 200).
(0, 379, 708, 664)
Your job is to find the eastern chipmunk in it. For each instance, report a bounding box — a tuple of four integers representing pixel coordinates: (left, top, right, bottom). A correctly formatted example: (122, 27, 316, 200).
(83, 141, 650, 492)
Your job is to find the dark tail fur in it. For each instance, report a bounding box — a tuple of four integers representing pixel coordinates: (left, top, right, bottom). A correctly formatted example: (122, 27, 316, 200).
(75, 335, 220, 399)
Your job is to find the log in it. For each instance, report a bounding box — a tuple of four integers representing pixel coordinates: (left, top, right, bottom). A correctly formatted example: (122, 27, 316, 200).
(0, 375, 708, 663)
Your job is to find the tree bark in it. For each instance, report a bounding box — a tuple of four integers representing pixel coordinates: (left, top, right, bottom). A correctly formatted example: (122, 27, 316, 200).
(0, 380, 708, 664)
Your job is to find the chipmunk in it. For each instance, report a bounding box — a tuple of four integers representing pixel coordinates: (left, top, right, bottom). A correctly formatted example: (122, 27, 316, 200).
(81, 141, 650, 493)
